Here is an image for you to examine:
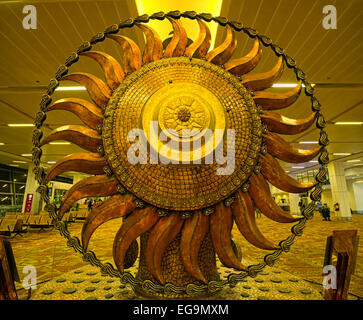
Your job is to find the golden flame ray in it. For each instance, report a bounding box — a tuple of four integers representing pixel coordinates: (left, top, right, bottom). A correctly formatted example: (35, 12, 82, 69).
(185, 18, 211, 59)
(61, 72, 111, 107)
(260, 153, 317, 193)
(46, 98, 103, 130)
(107, 35, 142, 73)
(82, 194, 136, 251)
(210, 203, 248, 270)
(205, 25, 236, 65)
(145, 213, 184, 283)
(242, 57, 284, 91)
(59, 175, 118, 219)
(180, 211, 209, 283)
(261, 111, 316, 135)
(163, 17, 188, 58)
(40, 125, 102, 153)
(231, 190, 278, 250)
(136, 23, 163, 63)
(43, 153, 106, 185)
(113, 206, 159, 273)
(248, 173, 301, 223)
(80, 51, 124, 90)
(253, 81, 302, 110)
(264, 132, 322, 163)
(225, 39, 262, 75)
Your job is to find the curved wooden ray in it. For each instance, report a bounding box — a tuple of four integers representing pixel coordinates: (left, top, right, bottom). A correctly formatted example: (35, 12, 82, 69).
(82, 194, 136, 250)
(146, 213, 184, 283)
(107, 35, 142, 73)
(164, 17, 188, 58)
(46, 98, 103, 130)
(136, 23, 163, 63)
(248, 173, 300, 223)
(242, 57, 284, 91)
(261, 111, 316, 135)
(253, 81, 302, 110)
(113, 206, 159, 273)
(80, 51, 124, 90)
(231, 190, 278, 250)
(180, 211, 209, 283)
(185, 18, 211, 58)
(61, 72, 111, 108)
(210, 203, 248, 270)
(260, 153, 317, 193)
(205, 25, 237, 65)
(225, 39, 262, 75)
(40, 125, 102, 153)
(264, 132, 321, 163)
(59, 175, 118, 219)
(44, 153, 106, 184)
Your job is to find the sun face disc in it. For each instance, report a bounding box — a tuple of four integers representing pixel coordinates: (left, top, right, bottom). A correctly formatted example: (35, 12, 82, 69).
(103, 57, 262, 211)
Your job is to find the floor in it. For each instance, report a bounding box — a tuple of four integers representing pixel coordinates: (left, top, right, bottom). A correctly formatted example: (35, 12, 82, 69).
(7, 211, 363, 300)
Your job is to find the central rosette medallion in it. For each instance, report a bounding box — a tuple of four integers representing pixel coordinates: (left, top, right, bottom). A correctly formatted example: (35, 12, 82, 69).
(103, 57, 262, 211)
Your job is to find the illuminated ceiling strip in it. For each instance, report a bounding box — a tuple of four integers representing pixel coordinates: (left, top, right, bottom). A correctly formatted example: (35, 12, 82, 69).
(135, 0, 222, 48)
(299, 141, 318, 144)
(49, 142, 71, 145)
(272, 83, 315, 88)
(55, 86, 86, 91)
(8, 124, 34, 127)
(334, 122, 363, 125)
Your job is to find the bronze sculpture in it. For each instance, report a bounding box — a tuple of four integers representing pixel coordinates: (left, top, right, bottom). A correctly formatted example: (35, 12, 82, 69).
(32, 11, 329, 299)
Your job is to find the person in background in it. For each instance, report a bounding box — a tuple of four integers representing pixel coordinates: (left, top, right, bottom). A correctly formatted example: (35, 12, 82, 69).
(87, 199, 93, 211)
(321, 203, 331, 221)
(334, 203, 340, 219)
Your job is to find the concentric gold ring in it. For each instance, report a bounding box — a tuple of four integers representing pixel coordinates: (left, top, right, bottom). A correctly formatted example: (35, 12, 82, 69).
(103, 57, 262, 210)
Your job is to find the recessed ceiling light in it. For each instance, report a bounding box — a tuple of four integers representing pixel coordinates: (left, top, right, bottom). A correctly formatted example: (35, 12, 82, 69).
(8, 124, 34, 127)
(49, 142, 71, 145)
(272, 83, 315, 88)
(55, 86, 87, 91)
(333, 153, 351, 156)
(21, 154, 32, 156)
(299, 141, 319, 144)
(347, 159, 361, 163)
(334, 122, 363, 125)
(47, 161, 56, 164)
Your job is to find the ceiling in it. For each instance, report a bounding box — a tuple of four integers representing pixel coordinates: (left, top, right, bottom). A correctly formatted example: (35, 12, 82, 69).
(0, 0, 362, 181)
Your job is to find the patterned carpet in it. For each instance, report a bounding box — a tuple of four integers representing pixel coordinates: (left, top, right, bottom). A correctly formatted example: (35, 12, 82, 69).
(7, 212, 363, 300)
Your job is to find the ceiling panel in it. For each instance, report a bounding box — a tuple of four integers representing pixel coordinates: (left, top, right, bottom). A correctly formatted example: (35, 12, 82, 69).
(0, 0, 362, 175)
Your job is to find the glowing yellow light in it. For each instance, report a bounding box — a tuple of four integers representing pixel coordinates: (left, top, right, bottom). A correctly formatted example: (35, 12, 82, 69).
(135, 0, 222, 48)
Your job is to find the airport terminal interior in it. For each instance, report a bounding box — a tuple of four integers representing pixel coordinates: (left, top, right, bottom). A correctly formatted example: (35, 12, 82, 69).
(0, 0, 362, 301)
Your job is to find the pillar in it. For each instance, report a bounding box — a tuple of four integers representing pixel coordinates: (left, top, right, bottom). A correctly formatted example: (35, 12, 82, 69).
(327, 162, 352, 221)
(352, 182, 363, 214)
(21, 164, 41, 214)
(289, 193, 301, 216)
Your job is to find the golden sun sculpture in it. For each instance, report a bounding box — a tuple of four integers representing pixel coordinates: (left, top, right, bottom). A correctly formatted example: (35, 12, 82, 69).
(33, 12, 328, 298)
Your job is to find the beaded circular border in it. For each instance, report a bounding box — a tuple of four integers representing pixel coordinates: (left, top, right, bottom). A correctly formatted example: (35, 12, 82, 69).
(32, 11, 329, 297)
